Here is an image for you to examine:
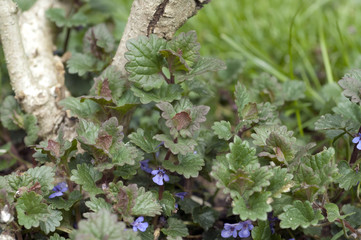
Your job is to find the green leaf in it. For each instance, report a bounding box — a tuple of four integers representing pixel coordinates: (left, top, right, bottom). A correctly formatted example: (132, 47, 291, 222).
(70, 164, 102, 195)
(125, 35, 167, 90)
(335, 160, 361, 190)
(161, 218, 189, 237)
(132, 187, 162, 217)
(23, 114, 39, 145)
(315, 114, 358, 139)
(324, 203, 349, 222)
(67, 53, 102, 76)
(70, 209, 140, 240)
(252, 125, 295, 147)
(241, 102, 258, 122)
(227, 136, 258, 170)
(167, 31, 200, 67)
(338, 70, 361, 104)
(153, 134, 197, 155)
(46, 8, 87, 28)
(128, 128, 162, 153)
(159, 49, 191, 73)
(85, 197, 112, 212)
(251, 220, 282, 240)
(180, 57, 226, 81)
(235, 82, 250, 119)
(192, 206, 219, 230)
(159, 191, 175, 217)
(16, 192, 49, 229)
(101, 142, 143, 170)
(162, 153, 204, 178)
(0, 95, 22, 130)
(76, 119, 99, 145)
(39, 207, 62, 234)
(178, 198, 200, 214)
(262, 132, 296, 164)
(131, 84, 183, 104)
(267, 167, 294, 198)
(49, 233, 68, 240)
(333, 100, 361, 124)
(342, 204, 361, 227)
(157, 99, 209, 138)
(46, 8, 67, 27)
(212, 121, 232, 140)
(294, 148, 337, 197)
(26, 166, 55, 194)
(59, 97, 101, 118)
(279, 200, 324, 230)
(48, 190, 82, 210)
(233, 192, 272, 221)
(84, 23, 115, 53)
(96, 66, 125, 100)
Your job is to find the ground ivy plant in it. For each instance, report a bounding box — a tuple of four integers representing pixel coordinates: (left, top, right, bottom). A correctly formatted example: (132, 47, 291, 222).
(2, 27, 361, 240)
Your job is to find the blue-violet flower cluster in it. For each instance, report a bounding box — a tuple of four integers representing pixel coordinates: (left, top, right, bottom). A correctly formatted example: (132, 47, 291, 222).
(132, 216, 148, 232)
(353, 133, 361, 150)
(221, 220, 253, 238)
(49, 182, 68, 199)
(151, 168, 169, 185)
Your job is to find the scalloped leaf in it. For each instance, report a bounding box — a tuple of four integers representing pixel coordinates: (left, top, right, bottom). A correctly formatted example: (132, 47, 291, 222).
(162, 153, 204, 178)
(338, 70, 361, 104)
(227, 136, 258, 170)
(125, 35, 167, 90)
(153, 134, 196, 155)
(0, 95, 22, 130)
(279, 200, 324, 230)
(39, 207, 62, 234)
(159, 191, 175, 217)
(335, 160, 361, 190)
(233, 192, 272, 221)
(315, 113, 358, 139)
(83, 23, 115, 54)
(70, 209, 140, 240)
(161, 218, 189, 237)
(67, 53, 103, 76)
(59, 97, 101, 118)
(167, 31, 200, 67)
(132, 187, 162, 217)
(212, 121, 232, 140)
(192, 206, 219, 230)
(129, 128, 162, 153)
(131, 84, 182, 104)
(16, 192, 49, 229)
(70, 164, 102, 195)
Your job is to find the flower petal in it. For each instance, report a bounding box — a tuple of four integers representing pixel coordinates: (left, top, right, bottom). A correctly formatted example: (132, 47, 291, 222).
(238, 229, 250, 238)
(152, 174, 164, 185)
(352, 136, 360, 144)
(138, 222, 149, 232)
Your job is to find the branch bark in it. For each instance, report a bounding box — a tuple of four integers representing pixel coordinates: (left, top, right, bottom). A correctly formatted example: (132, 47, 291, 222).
(111, 0, 210, 75)
(0, 0, 71, 139)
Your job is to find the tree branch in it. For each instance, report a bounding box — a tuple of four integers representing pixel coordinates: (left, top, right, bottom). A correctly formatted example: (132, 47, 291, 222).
(0, 0, 71, 139)
(111, 0, 210, 75)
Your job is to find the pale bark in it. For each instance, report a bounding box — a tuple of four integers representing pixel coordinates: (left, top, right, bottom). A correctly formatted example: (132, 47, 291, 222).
(111, 0, 210, 75)
(0, 0, 71, 139)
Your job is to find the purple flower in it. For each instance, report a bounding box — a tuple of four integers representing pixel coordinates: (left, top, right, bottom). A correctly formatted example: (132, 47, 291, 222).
(175, 192, 187, 200)
(353, 133, 361, 150)
(132, 216, 148, 232)
(151, 168, 169, 185)
(140, 159, 153, 173)
(268, 212, 278, 234)
(49, 182, 68, 198)
(238, 220, 254, 238)
(221, 223, 242, 238)
(155, 142, 164, 158)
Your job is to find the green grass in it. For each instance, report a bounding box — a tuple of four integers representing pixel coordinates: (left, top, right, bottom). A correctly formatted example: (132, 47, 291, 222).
(180, 0, 361, 136)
